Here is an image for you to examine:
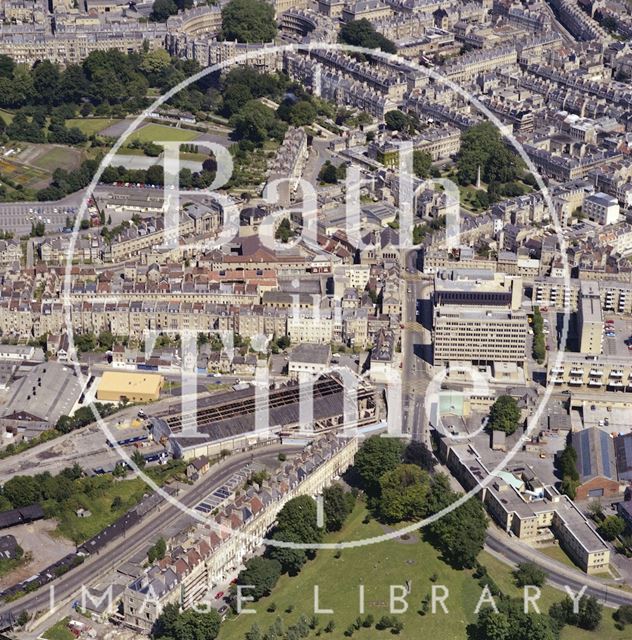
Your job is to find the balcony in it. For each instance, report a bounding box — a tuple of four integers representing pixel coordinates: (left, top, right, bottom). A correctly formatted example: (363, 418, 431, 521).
(588, 380, 602, 387)
(610, 370, 624, 378)
(589, 370, 603, 376)
(552, 367, 564, 374)
(569, 378, 583, 385)
(570, 368, 584, 375)
(551, 378, 564, 384)
(609, 381, 624, 388)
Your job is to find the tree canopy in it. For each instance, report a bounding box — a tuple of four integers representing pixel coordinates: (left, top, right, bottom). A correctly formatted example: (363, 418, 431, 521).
(221, 0, 278, 43)
(353, 436, 404, 497)
(235, 556, 282, 601)
(378, 464, 430, 523)
(488, 395, 521, 435)
(457, 122, 520, 186)
(339, 19, 396, 54)
(153, 605, 221, 640)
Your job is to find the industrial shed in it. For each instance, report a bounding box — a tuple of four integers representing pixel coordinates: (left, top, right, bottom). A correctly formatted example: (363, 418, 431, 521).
(96, 371, 163, 403)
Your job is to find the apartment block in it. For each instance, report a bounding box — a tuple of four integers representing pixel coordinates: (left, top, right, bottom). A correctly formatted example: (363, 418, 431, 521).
(578, 281, 603, 355)
(441, 440, 610, 574)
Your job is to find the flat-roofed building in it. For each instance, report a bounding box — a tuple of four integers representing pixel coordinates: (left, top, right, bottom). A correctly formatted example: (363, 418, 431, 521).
(578, 281, 603, 355)
(433, 270, 527, 366)
(584, 192, 619, 226)
(547, 352, 632, 393)
(96, 371, 163, 403)
(440, 439, 611, 574)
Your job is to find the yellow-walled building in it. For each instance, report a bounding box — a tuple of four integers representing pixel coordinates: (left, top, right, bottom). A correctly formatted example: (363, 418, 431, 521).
(96, 371, 163, 403)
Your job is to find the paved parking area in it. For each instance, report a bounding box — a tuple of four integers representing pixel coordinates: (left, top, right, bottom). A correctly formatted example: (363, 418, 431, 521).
(194, 466, 257, 514)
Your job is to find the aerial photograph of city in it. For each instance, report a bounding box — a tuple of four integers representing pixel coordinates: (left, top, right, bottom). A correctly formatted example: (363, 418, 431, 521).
(2, 0, 632, 639)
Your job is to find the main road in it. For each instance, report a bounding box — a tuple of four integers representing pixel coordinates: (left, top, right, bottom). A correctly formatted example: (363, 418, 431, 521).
(400, 249, 434, 444)
(0, 443, 293, 621)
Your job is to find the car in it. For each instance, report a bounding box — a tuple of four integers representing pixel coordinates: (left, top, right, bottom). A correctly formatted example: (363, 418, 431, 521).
(219, 606, 228, 615)
(541, 307, 548, 312)
(215, 592, 224, 600)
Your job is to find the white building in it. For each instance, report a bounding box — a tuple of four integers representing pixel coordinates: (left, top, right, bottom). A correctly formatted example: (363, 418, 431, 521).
(584, 192, 619, 226)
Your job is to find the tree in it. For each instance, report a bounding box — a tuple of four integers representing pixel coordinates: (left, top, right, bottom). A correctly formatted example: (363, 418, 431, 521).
(353, 436, 404, 497)
(169, 608, 221, 640)
(384, 110, 411, 133)
(378, 464, 429, 523)
(403, 440, 435, 472)
(236, 557, 281, 601)
(323, 483, 354, 532)
(245, 623, 262, 640)
(413, 150, 432, 178)
(285, 100, 317, 126)
(598, 515, 625, 541)
(319, 161, 339, 184)
(275, 495, 322, 544)
(457, 122, 520, 187)
(614, 604, 632, 627)
(231, 100, 283, 144)
(132, 449, 146, 469)
(150, 0, 178, 22)
(513, 562, 546, 588)
(140, 49, 172, 74)
(488, 395, 521, 435)
(549, 595, 602, 631)
(221, 0, 277, 43)
(339, 19, 396, 54)
(427, 495, 488, 568)
(153, 602, 180, 638)
(3, 475, 41, 507)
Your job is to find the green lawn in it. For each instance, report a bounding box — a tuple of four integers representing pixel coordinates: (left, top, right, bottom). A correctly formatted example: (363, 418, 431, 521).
(30, 146, 83, 173)
(221, 506, 483, 640)
(55, 477, 147, 545)
(0, 109, 14, 124)
(219, 505, 627, 640)
(43, 617, 74, 640)
(129, 124, 199, 144)
(66, 118, 120, 136)
(539, 544, 581, 570)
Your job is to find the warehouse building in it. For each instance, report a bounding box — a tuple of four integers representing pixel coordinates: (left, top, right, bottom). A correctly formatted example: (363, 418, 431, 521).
(96, 371, 163, 403)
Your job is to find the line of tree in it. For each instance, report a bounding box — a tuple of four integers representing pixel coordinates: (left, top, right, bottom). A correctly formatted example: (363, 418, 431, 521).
(532, 307, 546, 364)
(234, 485, 355, 605)
(556, 442, 579, 499)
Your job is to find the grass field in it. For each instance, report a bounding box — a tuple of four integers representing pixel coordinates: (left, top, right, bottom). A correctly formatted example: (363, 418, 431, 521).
(129, 123, 200, 144)
(539, 544, 580, 570)
(43, 617, 74, 640)
(219, 505, 627, 640)
(55, 477, 147, 545)
(29, 145, 84, 173)
(0, 109, 14, 124)
(66, 118, 120, 136)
